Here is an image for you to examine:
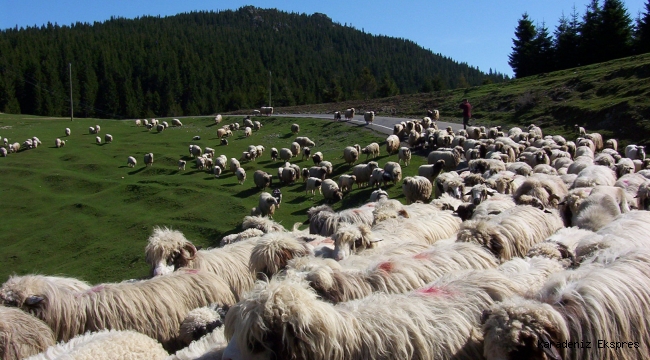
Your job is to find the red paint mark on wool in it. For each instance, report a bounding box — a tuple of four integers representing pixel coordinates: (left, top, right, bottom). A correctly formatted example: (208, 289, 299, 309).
(413, 252, 430, 260)
(377, 261, 394, 272)
(416, 286, 453, 297)
(89, 285, 105, 293)
(184, 269, 200, 275)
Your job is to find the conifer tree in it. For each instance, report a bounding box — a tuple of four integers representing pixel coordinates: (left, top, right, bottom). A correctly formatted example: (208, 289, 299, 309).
(509, 13, 537, 78)
(554, 7, 581, 70)
(599, 0, 633, 60)
(533, 21, 554, 73)
(579, 0, 603, 65)
(635, 0, 650, 53)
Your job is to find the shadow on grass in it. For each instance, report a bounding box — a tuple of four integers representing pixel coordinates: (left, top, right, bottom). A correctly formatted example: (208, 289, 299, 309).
(234, 187, 261, 198)
(128, 167, 147, 175)
(206, 123, 219, 127)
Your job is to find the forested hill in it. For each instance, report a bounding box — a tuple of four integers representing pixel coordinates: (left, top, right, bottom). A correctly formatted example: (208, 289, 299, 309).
(0, 6, 507, 118)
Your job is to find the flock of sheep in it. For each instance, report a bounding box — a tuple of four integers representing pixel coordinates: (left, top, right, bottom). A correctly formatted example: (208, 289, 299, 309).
(2, 111, 650, 360)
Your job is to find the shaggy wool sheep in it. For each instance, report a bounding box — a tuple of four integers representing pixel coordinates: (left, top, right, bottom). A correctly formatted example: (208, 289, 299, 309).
(368, 168, 386, 189)
(571, 165, 617, 189)
(295, 136, 316, 148)
(513, 173, 568, 209)
(571, 192, 622, 231)
(223, 267, 553, 360)
(0, 147, 7, 157)
(311, 151, 323, 165)
(402, 176, 433, 204)
(469, 158, 507, 177)
(279, 167, 297, 185)
(470, 193, 517, 220)
(369, 189, 389, 202)
(342, 146, 359, 165)
(157, 124, 165, 132)
(527, 226, 596, 267)
(279, 148, 293, 162)
(464, 184, 497, 205)
(144, 153, 154, 167)
(398, 147, 412, 167)
(177, 159, 187, 171)
(95, 136, 101, 145)
(189, 145, 202, 158)
(235, 168, 246, 185)
(170, 327, 227, 360)
(260, 107, 273, 116)
(364, 111, 375, 125)
(361, 142, 380, 160)
(127, 156, 137, 168)
(0, 271, 236, 351)
(605, 138, 618, 151)
(289, 142, 301, 158)
(64, 127, 71, 137)
(428, 148, 462, 171)
(322, 179, 343, 203)
(54, 138, 64, 148)
(307, 203, 375, 237)
(305, 177, 323, 196)
(252, 192, 280, 218)
(337, 174, 356, 193)
(290, 123, 300, 134)
(0, 306, 55, 360)
(625, 144, 646, 161)
(385, 135, 400, 155)
(457, 205, 564, 262)
(229, 158, 240, 173)
(418, 160, 445, 183)
(383, 161, 402, 185)
(351, 162, 379, 188)
(434, 171, 465, 200)
(574, 210, 650, 261)
(252, 170, 272, 190)
(344, 108, 355, 120)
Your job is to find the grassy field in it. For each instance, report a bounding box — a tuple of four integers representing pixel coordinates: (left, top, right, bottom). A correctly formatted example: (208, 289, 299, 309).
(0, 114, 428, 284)
(235, 53, 650, 147)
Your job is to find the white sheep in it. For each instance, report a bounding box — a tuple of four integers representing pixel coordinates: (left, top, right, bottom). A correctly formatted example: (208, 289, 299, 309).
(244, 127, 252, 137)
(95, 136, 101, 145)
(402, 176, 433, 204)
(428, 148, 462, 171)
(571, 165, 617, 189)
(305, 177, 323, 196)
(385, 135, 400, 155)
(177, 159, 186, 171)
(189, 145, 202, 158)
(337, 174, 356, 193)
(398, 147, 412, 166)
(418, 160, 445, 183)
(251, 192, 280, 218)
(104, 134, 113, 143)
(294, 136, 316, 148)
(364, 111, 375, 125)
(343, 146, 359, 165)
(321, 179, 343, 203)
(344, 108, 355, 120)
(144, 153, 154, 167)
(0, 147, 7, 157)
(369, 189, 389, 202)
(351, 161, 379, 188)
(368, 168, 386, 189)
(434, 171, 465, 199)
(65, 128, 71, 136)
(291, 123, 300, 134)
(54, 138, 64, 148)
(0, 305, 55, 360)
(383, 161, 402, 184)
(625, 144, 646, 160)
(279, 148, 293, 162)
(361, 142, 380, 160)
(260, 106, 273, 116)
(127, 156, 137, 168)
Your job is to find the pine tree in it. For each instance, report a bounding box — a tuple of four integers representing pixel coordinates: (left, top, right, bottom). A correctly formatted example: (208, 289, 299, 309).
(579, 0, 603, 65)
(377, 73, 399, 97)
(533, 21, 554, 73)
(599, 0, 633, 60)
(509, 13, 537, 78)
(357, 67, 377, 100)
(635, 0, 650, 53)
(554, 7, 581, 70)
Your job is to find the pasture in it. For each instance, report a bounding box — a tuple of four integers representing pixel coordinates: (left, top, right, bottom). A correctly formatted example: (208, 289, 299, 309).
(0, 114, 427, 283)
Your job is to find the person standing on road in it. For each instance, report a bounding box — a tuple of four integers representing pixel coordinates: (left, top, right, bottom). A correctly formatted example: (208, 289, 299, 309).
(459, 99, 472, 130)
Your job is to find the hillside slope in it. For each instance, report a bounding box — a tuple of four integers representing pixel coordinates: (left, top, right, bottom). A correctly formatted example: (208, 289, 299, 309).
(262, 53, 650, 146)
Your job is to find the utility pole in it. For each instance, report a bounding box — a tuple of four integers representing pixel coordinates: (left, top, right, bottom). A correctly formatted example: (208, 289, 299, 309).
(69, 63, 73, 121)
(268, 70, 272, 108)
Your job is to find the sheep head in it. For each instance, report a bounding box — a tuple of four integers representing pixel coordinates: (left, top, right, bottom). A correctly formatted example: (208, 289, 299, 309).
(332, 223, 375, 261)
(457, 220, 507, 261)
(145, 226, 197, 276)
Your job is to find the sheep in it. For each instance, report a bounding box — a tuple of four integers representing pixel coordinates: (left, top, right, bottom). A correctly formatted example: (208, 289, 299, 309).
(307, 166, 327, 181)
(88, 126, 96, 134)
(54, 138, 64, 148)
(243, 118, 254, 128)
(304, 240, 498, 303)
(301, 147, 311, 161)
(287, 142, 300, 158)
(398, 147, 412, 166)
(505, 161, 533, 176)
(344, 108, 355, 120)
(189, 145, 202, 158)
(383, 161, 402, 184)
(212, 166, 222, 178)
(126, 156, 137, 168)
(465, 183, 497, 205)
(333, 111, 342, 121)
(605, 138, 618, 151)
(227, 158, 240, 174)
(144, 153, 154, 167)
(253, 121, 262, 131)
(470, 193, 517, 220)
(513, 173, 568, 209)
(8, 142, 19, 153)
(615, 157, 638, 176)
(407, 129, 422, 148)
(342, 146, 359, 165)
(369, 189, 389, 202)
(0, 147, 6, 157)
(322, 179, 343, 203)
(625, 144, 646, 161)
(574, 211, 650, 260)
(195, 157, 207, 171)
(0, 305, 55, 360)
(142, 119, 149, 127)
(533, 163, 558, 175)
(155, 124, 164, 132)
(311, 151, 323, 165)
(241, 127, 251, 137)
(279, 167, 297, 185)
(352, 161, 379, 188)
(305, 177, 323, 196)
(104, 134, 113, 144)
(364, 111, 375, 125)
(569, 192, 622, 231)
(279, 148, 293, 162)
(385, 135, 400, 155)
(418, 160, 445, 183)
(291, 123, 300, 134)
(0, 271, 236, 352)
(457, 205, 564, 262)
(171, 326, 227, 360)
(428, 148, 462, 171)
(527, 226, 596, 267)
(469, 158, 507, 177)
(360, 142, 380, 160)
(337, 174, 356, 193)
(235, 168, 246, 185)
(251, 192, 280, 218)
(95, 136, 101, 145)
(402, 176, 432, 204)
(368, 168, 386, 189)
(434, 171, 465, 199)
(25, 329, 169, 360)
(571, 165, 617, 189)
(251, 170, 272, 190)
(393, 123, 405, 138)
(481, 248, 650, 360)
(223, 267, 549, 360)
(260, 106, 273, 116)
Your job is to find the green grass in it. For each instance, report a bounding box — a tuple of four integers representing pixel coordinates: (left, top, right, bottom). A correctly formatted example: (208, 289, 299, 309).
(242, 53, 650, 148)
(0, 114, 427, 284)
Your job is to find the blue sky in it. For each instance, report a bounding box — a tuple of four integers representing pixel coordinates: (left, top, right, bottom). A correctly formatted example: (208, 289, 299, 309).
(1, 0, 647, 77)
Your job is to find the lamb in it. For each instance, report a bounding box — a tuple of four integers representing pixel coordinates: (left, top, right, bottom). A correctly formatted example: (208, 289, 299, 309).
(570, 165, 617, 189)
(428, 147, 462, 171)
(0, 271, 236, 351)
(343, 146, 359, 165)
(104, 134, 113, 143)
(305, 177, 323, 196)
(625, 144, 646, 160)
(513, 173, 568, 209)
(402, 176, 433, 204)
(361, 142, 380, 160)
(25, 329, 168, 360)
(434, 171, 465, 199)
(481, 247, 650, 360)
(385, 135, 400, 155)
(304, 240, 498, 303)
(368, 168, 386, 189)
(383, 161, 402, 184)
(398, 147, 412, 166)
(344, 108, 355, 120)
(0, 306, 55, 360)
(418, 160, 445, 183)
(321, 179, 343, 203)
(457, 205, 564, 262)
(279, 148, 293, 162)
(223, 267, 550, 360)
(144, 153, 154, 167)
(235, 168, 246, 185)
(351, 161, 379, 188)
(295, 136, 316, 148)
(337, 174, 356, 193)
(127, 156, 137, 168)
(229, 158, 240, 173)
(363, 111, 375, 125)
(253, 170, 273, 190)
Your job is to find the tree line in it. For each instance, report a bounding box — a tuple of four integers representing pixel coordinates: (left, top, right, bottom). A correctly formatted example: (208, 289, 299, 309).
(509, 0, 650, 78)
(0, 6, 508, 118)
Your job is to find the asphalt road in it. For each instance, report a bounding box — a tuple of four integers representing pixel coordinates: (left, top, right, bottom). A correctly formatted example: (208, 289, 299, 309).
(274, 113, 465, 135)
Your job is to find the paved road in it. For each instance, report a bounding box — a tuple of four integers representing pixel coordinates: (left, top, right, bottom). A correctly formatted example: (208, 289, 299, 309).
(274, 113, 465, 135)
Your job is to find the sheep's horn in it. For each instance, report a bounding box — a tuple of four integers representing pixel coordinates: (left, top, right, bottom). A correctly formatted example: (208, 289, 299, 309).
(184, 243, 198, 260)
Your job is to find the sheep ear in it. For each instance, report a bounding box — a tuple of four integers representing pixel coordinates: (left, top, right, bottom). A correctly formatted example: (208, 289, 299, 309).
(398, 209, 410, 218)
(539, 333, 563, 360)
(183, 243, 198, 260)
(480, 309, 492, 324)
(486, 188, 497, 194)
(26, 295, 44, 305)
(464, 189, 473, 196)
